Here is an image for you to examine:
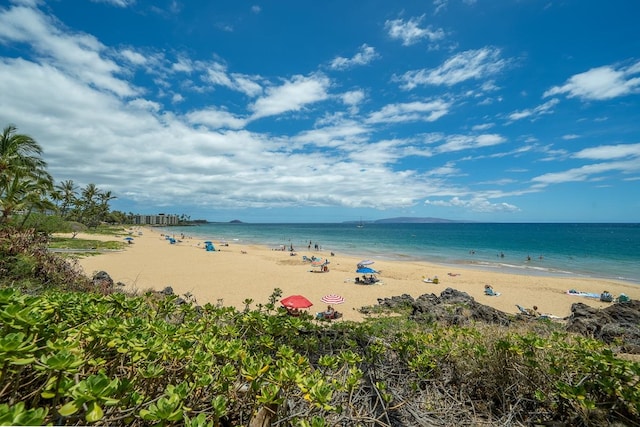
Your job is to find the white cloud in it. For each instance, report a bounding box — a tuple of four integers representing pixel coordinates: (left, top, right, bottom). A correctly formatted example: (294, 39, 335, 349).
(425, 197, 519, 213)
(330, 44, 379, 70)
(507, 98, 559, 121)
(202, 62, 263, 97)
(385, 15, 445, 46)
(0, 4, 138, 98)
(399, 47, 507, 89)
(366, 100, 451, 124)
(90, 0, 135, 7)
(436, 134, 506, 153)
(232, 74, 263, 97)
(293, 120, 370, 148)
(249, 74, 331, 120)
(544, 61, 640, 100)
(341, 90, 366, 114)
(532, 159, 640, 186)
(171, 57, 194, 73)
(573, 143, 640, 160)
(120, 48, 147, 66)
(472, 123, 494, 131)
(186, 108, 248, 130)
(205, 63, 234, 88)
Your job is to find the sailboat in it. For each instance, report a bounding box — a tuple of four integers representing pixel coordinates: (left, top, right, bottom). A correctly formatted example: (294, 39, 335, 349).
(357, 217, 364, 228)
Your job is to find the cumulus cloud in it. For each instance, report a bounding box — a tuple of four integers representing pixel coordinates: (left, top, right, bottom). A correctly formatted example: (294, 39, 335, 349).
(544, 61, 640, 100)
(0, 4, 138, 98)
(385, 15, 445, 46)
(249, 74, 331, 120)
(330, 44, 379, 70)
(186, 108, 248, 130)
(1, 1, 637, 220)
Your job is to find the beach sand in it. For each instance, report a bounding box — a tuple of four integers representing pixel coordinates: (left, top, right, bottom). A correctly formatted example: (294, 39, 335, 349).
(70, 227, 640, 322)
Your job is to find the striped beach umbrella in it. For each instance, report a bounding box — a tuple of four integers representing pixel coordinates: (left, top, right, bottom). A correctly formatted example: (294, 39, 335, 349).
(321, 294, 345, 305)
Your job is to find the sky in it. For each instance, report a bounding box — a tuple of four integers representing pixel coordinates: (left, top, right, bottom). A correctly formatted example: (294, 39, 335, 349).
(1, 0, 639, 223)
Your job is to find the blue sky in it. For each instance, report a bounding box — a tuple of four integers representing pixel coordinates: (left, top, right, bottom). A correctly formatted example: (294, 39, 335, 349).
(1, 0, 639, 223)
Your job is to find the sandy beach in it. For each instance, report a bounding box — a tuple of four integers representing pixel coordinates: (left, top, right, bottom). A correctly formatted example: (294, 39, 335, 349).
(71, 227, 640, 322)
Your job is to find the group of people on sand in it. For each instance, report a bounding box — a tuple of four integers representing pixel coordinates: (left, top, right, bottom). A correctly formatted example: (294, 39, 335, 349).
(286, 305, 339, 320)
(356, 275, 379, 285)
(316, 305, 337, 320)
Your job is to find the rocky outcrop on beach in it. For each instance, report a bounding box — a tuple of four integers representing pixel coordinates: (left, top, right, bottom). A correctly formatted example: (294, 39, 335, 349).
(91, 270, 126, 293)
(91, 271, 114, 292)
(566, 300, 640, 354)
(361, 289, 640, 354)
(370, 288, 511, 326)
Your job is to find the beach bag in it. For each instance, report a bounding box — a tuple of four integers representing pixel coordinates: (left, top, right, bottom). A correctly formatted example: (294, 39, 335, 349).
(600, 292, 613, 302)
(616, 293, 630, 303)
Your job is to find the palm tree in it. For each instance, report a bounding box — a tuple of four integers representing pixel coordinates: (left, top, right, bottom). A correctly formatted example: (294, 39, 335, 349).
(54, 179, 78, 218)
(0, 125, 53, 224)
(77, 183, 103, 228)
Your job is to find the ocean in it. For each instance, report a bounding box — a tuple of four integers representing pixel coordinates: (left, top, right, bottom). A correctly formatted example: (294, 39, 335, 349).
(161, 223, 640, 285)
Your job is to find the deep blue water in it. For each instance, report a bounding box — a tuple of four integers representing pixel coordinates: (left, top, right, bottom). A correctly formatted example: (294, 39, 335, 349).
(162, 223, 640, 284)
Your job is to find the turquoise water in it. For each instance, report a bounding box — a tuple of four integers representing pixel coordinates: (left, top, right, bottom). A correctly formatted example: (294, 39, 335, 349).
(162, 223, 640, 284)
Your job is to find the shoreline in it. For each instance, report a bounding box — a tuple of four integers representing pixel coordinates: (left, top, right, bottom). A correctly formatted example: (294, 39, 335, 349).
(70, 227, 640, 322)
(159, 225, 640, 286)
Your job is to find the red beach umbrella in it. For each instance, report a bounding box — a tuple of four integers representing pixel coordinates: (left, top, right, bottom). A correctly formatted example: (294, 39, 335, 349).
(280, 295, 313, 309)
(310, 258, 326, 267)
(321, 294, 345, 305)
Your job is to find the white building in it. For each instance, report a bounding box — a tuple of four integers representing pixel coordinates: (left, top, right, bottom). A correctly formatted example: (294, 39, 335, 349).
(133, 213, 179, 226)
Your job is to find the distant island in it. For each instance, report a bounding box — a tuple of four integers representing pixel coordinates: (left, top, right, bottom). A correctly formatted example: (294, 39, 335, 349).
(345, 217, 472, 224)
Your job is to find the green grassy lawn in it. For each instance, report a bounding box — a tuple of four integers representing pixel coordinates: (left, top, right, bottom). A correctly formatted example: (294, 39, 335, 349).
(48, 237, 125, 251)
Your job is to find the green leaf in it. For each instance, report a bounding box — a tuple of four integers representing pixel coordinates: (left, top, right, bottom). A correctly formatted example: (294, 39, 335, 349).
(85, 401, 104, 423)
(58, 401, 80, 417)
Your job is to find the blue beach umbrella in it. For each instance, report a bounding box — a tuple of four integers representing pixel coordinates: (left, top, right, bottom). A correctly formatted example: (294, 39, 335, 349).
(356, 267, 379, 274)
(124, 237, 134, 241)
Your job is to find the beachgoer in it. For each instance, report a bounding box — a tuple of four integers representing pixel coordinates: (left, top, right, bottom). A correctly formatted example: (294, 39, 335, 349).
(287, 307, 300, 317)
(316, 305, 335, 320)
(526, 305, 540, 316)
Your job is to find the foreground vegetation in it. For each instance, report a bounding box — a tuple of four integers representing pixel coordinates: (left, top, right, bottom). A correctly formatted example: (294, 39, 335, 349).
(1, 228, 639, 426)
